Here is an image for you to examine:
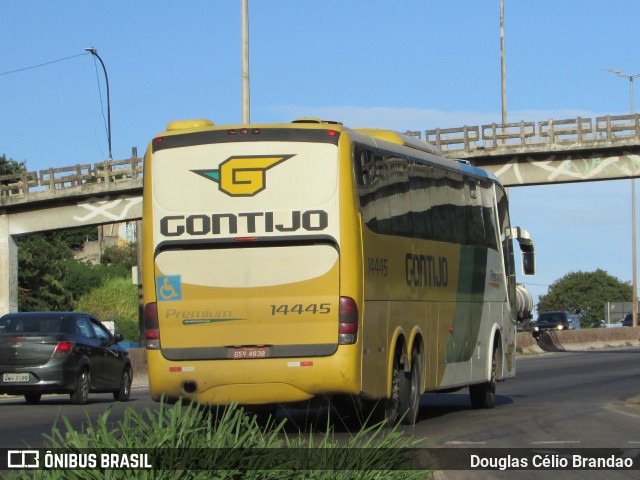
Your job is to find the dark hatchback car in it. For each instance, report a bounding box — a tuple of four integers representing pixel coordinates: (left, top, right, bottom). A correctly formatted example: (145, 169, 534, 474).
(0, 312, 132, 404)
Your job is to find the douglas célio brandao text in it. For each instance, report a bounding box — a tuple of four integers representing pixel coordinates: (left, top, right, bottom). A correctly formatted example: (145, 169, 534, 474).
(470, 453, 635, 470)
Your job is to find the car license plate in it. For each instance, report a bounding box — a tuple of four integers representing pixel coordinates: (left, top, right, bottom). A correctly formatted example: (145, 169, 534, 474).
(231, 347, 268, 359)
(2, 373, 29, 383)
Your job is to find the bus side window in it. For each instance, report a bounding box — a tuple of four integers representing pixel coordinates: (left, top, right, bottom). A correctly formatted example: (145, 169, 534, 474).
(409, 162, 434, 240)
(447, 171, 467, 245)
(467, 180, 485, 247)
(388, 156, 412, 237)
(430, 167, 452, 243)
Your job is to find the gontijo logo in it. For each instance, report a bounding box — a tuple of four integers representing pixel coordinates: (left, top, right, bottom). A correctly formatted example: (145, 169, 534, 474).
(192, 155, 294, 197)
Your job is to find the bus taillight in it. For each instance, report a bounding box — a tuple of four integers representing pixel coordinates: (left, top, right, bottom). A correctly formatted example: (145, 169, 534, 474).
(144, 302, 160, 350)
(338, 296, 358, 345)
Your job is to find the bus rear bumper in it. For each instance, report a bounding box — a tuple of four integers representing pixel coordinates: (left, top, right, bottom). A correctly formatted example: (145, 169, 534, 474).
(146, 348, 361, 405)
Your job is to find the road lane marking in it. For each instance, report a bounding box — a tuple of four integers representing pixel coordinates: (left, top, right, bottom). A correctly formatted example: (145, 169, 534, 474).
(531, 441, 581, 445)
(445, 441, 487, 445)
(604, 404, 640, 420)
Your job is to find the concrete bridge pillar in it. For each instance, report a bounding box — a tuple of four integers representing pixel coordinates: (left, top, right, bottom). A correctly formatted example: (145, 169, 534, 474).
(0, 213, 18, 314)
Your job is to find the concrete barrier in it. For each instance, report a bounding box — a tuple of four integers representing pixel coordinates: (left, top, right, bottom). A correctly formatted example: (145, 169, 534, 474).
(129, 328, 640, 387)
(516, 331, 545, 355)
(531, 326, 640, 352)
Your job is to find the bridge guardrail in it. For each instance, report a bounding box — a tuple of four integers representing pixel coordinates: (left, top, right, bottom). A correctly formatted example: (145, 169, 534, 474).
(482, 121, 536, 147)
(422, 113, 640, 153)
(1, 148, 142, 200)
(0, 171, 38, 196)
(2, 115, 640, 201)
(539, 117, 594, 143)
(596, 114, 640, 139)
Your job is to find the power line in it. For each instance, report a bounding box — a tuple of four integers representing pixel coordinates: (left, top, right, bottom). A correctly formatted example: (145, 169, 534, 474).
(0, 53, 88, 76)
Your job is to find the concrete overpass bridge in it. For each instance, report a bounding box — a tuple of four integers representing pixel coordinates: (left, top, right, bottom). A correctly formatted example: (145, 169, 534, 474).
(1, 114, 640, 313)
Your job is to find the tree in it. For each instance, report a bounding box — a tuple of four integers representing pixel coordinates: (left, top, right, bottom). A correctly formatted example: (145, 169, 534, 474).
(18, 233, 74, 311)
(0, 154, 26, 175)
(537, 269, 632, 327)
(18, 226, 136, 312)
(57, 227, 99, 251)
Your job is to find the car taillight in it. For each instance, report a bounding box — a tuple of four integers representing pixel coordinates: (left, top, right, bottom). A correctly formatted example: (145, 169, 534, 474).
(338, 296, 358, 345)
(52, 341, 75, 358)
(144, 302, 160, 350)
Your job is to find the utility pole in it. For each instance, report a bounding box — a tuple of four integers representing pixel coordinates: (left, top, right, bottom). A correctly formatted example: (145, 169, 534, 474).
(241, 0, 250, 124)
(605, 69, 640, 328)
(500, 0, 507, 125)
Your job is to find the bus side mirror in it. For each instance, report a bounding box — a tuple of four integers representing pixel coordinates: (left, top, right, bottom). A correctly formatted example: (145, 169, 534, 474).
(522, 251, 535, 276)
(513, 227, 536, 276)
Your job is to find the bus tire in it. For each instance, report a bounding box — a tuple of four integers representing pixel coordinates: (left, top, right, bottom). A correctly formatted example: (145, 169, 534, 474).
(399, 349, 421, 424)
(378, 352, 401, 426)
(469, 345, 497, 409)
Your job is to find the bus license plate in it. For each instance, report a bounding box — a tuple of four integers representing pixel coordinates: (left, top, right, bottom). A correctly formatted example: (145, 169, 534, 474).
(2, 373, 29, 383)
(231, 347, 268, 359)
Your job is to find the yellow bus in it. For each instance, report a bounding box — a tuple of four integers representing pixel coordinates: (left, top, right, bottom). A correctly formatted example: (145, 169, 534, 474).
(142, 118, 535, 424)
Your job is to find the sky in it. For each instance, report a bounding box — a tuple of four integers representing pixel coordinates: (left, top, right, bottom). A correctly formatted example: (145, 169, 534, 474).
(1, 0, 640, 316)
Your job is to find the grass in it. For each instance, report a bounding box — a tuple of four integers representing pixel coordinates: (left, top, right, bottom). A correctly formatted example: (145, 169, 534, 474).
(14, 400, 429, 480)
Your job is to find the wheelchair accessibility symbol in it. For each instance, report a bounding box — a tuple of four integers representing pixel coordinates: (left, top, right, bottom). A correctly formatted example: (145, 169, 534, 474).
(157, 275, 182, 302)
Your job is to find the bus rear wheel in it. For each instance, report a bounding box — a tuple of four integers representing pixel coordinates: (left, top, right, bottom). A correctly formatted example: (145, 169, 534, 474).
(399, 349, 421, 424)
(469, 345, 497, 409)
(383, 353, 401, 425)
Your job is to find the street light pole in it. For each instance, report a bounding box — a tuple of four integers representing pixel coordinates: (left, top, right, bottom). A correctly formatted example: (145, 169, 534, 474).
(85, 47, 112, 160)
(605, 69, 640, 328)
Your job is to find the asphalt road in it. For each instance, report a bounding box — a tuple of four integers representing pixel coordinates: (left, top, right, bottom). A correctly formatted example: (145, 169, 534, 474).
(407, 347, 640, 447)
(403, 347, 640, 480)
(1, 347, 639, 478)
(0, 388, 157, 449)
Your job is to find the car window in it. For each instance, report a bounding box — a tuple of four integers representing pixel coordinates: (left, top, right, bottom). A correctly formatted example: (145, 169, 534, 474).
(40, 317, 65, 332)
(75, 317, 95, 339)
(90, 319, 112, 342)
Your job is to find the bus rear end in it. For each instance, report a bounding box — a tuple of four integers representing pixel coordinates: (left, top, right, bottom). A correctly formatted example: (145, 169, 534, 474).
(142, 120, 361, 405)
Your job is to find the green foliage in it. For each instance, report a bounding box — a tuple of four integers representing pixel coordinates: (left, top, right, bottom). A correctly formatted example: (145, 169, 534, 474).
(63, 260, 129, 302)
(537, 269, 632, 327)
(101, 242, 137, 269)
(18, 228, 137, 327)
(18, 234, 74, 311)
(0, 153, 26, 174)
(56, 226, 99, 251)
(114, 318, 140, 342)
(76, 277, 139, 340)
(21, 401, 423, 479)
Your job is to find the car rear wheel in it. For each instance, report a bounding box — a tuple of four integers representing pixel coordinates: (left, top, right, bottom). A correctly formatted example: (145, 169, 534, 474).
(113, 366, 132, 402)
(70, 369, 90, 405)
(24, 393, 42, 404)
